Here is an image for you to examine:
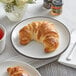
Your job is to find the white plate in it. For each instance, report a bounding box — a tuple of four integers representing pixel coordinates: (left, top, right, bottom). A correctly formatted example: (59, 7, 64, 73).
(11, 16, 70, 59)
(0, 61, 41, 76)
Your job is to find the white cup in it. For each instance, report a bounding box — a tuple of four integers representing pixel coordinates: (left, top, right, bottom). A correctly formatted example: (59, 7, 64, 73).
(0, 24, 6, 54)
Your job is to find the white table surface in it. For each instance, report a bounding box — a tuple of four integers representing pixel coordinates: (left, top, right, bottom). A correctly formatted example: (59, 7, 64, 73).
(0, 0, 76, 76)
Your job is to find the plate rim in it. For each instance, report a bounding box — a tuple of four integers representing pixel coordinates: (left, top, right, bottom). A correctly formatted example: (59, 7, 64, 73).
(11, 16, 71, 60)
(0, 60, 41, 76)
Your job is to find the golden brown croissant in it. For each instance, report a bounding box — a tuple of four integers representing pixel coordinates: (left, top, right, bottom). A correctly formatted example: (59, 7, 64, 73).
(7, 66, 29, 76)
(19, 21, 59, 53)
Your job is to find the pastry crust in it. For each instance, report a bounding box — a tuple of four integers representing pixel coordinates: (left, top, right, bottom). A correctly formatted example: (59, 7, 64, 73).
(19, 21, 59, 53)
(7, 66, 29, 76)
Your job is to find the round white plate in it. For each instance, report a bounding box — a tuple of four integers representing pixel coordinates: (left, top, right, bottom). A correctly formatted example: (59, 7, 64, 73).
(11, 16, 70, 59)
(0, 61, 41, 76)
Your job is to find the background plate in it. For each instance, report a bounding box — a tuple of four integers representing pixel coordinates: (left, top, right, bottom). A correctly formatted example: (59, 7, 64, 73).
(0, 61, 41, 76)
(11, 16, 70, 59)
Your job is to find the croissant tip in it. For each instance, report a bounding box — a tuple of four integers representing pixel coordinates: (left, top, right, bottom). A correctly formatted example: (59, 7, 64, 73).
(44, 48, 55, 53)
(7, 67, 11, 72)
(44, 48, 50, 53)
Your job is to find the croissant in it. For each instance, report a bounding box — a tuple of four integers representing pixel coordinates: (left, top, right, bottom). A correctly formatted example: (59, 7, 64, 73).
(19, 21, 59, 53)
(7, 66, 29, 76)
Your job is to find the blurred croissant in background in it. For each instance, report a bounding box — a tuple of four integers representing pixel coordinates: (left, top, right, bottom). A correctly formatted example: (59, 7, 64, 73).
(19, 21, 59, 53)
(7, 66, 29, 76)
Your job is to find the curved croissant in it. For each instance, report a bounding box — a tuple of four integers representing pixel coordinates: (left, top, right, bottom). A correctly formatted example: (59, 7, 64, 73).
(7, 66, 29, 76)
(19, 21, 59, 53)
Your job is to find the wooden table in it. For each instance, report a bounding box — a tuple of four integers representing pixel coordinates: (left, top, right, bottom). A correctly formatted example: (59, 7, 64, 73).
(38, 61, 76, 76)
